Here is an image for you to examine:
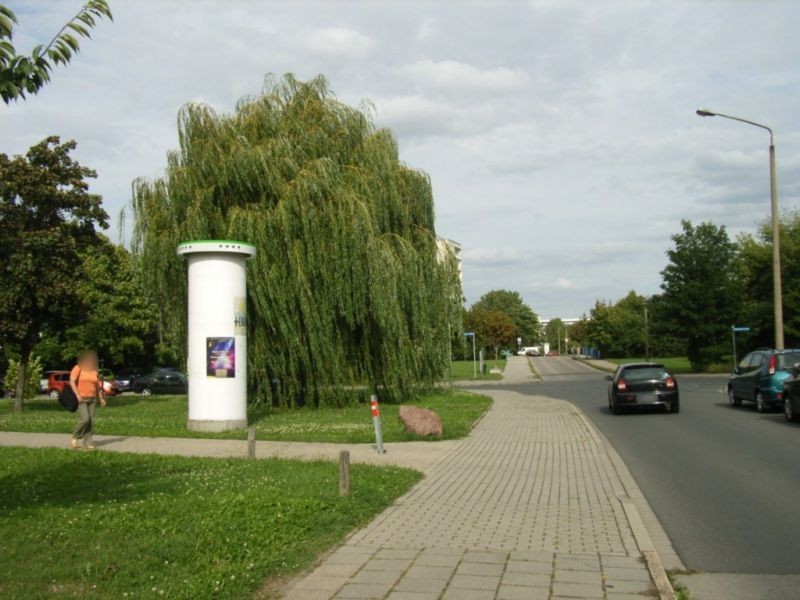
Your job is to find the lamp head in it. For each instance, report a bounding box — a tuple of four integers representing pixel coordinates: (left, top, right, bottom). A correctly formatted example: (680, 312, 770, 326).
(696, 108, 716, 117)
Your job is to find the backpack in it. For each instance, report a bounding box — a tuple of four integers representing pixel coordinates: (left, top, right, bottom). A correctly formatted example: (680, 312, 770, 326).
(58, 370, 79, 412)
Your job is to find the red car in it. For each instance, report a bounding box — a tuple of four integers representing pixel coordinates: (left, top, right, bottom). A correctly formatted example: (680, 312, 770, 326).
(47, 370, 119, 399)
(546, 351, 560, 357)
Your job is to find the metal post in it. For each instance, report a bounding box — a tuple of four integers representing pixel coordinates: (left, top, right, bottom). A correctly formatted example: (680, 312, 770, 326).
(770, 142, 784, 350)
(644, 306, 651, 362)
(370, 394, 385, 454)
(338, 450, 350, 496)
(731, 326, 737, 370)
(472, 334, 477, 378)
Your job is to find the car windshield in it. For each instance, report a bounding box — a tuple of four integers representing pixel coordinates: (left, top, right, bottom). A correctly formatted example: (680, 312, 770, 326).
(777, 352, 800, 369)
(622, 366, 669, 381)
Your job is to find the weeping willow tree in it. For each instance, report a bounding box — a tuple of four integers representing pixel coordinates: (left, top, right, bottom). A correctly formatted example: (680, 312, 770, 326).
(131, 74, 462, 407)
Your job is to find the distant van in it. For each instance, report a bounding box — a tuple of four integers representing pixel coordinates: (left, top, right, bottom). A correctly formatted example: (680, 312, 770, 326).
(517, 347, 541, 357)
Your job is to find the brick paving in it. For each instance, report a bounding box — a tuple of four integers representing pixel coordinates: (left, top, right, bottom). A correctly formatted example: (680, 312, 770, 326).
(283, 390, 660, 599)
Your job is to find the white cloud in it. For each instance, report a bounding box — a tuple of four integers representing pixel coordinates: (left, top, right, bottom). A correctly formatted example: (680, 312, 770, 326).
(305, 27, 375, 58)
(401, 60, 530, 92)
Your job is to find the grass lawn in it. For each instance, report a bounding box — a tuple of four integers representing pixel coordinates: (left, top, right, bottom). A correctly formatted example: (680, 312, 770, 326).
(450, 359, 504, 380)
(0, 446, 420, 599)
(0, 390, 492, 444)
(604, 356, 732, 374)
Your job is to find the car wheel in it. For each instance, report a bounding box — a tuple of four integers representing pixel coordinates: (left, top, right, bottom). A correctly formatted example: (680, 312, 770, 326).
(670, 400, 680, 414)
(611, 398, 623, 415)
(49, 390, 59, 400)
(785, 396, 798, 422)
(728, 387, 741, 407)
(756, 391, 769, 413)
(141, 387, 153, 397)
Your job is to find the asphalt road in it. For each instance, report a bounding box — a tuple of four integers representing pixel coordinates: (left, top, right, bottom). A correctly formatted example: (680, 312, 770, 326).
(507, 357, 800, 575)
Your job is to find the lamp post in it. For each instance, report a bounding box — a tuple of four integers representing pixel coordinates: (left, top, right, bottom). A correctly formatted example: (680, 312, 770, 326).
(696, 108, 784, 349)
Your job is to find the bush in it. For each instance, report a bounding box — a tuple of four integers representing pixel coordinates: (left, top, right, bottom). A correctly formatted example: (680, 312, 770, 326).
(4, 356, 43, 399)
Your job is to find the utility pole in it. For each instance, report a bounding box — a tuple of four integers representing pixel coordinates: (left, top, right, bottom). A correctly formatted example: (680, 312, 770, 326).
(644, 306, 651, 361)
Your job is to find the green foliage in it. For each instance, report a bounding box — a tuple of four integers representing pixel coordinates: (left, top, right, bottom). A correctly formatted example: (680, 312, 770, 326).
(0, 447, 420, 599)
(0, 390, 491, 443)
(470, 289, 539, 343)
(0, 1, 112, 103)
(4, 355, 42, 399)
(660, 220, 742, 371)
(738, 211, 800, 349)
(34, 236, 159, 369)
(131, 74, 462, 407)
(0, 136, 108, 410)
(545, 317, 565, 350)
(583, 292, 648, 357)
(480, 310, 517, 359)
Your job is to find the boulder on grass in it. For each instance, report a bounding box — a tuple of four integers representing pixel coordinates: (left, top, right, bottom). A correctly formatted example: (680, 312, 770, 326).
(399, 405, 443, 437)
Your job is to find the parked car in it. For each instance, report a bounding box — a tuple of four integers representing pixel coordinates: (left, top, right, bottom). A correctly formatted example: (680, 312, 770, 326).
(115, 368, 145, 392)
(46, 371, 72, 399)
(606, 362, 679, 414)
(781, 364, 800, 421)
(727, 348, 800, 412)
(546, 350, 560, 357)
(133, 369, 188, 396)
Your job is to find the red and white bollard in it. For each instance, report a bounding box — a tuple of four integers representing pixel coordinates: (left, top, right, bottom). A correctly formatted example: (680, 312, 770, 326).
(370, 394, 385, 454)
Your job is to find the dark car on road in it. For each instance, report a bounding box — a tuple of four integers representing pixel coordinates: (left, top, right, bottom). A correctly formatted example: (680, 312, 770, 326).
(606, 363, 679, 414)
(133, 369, 187, 396)
(727, 348, 800, 413)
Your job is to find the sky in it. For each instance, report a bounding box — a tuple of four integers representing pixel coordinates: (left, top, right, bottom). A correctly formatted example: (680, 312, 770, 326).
(3, 0, 800, 320)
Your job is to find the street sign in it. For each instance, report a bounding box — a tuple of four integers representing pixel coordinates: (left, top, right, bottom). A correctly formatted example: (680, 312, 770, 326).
(732, 326, 751, 333)
(464, 331, 475, 337)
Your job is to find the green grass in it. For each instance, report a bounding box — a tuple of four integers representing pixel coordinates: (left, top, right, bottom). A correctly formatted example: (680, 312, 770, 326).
(450, 359, 504, 380)
(0, 390, 492, 443)
(667, 572, 693, 600)
(603, 356, 732, 374)
(0, 446, 420, 600)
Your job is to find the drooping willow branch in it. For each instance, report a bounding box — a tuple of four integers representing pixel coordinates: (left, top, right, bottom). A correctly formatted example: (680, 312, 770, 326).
(131, 74, 463, 407)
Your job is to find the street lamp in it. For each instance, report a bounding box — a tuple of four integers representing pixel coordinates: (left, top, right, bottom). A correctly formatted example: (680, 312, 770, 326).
(696, 108, 784, 349)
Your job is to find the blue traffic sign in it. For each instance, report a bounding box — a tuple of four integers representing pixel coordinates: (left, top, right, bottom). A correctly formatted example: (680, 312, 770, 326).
(732, 326, 750, 333)
(464, 332, 475, 337)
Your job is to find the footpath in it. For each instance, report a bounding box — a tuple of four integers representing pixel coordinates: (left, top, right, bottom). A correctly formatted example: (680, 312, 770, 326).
(282, 387, 676, 600)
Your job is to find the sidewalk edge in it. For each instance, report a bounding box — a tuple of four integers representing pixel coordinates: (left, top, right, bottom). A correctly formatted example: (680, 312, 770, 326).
(571, 406, 681, 600)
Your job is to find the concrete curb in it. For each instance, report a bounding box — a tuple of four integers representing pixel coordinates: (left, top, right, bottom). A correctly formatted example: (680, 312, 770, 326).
(569, 403, 681, 600)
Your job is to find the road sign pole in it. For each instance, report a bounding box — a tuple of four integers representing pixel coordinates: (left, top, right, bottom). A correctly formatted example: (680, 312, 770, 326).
(731, 326, 737, 369)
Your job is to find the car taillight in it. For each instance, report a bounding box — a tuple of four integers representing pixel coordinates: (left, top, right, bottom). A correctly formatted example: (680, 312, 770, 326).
(665, 377, 676, 389)
(769, 354, 776, 375)
(617, 379, 627, 391)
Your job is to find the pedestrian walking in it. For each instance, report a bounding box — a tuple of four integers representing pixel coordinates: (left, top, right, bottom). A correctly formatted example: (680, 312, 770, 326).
(69, 350, 106, 450)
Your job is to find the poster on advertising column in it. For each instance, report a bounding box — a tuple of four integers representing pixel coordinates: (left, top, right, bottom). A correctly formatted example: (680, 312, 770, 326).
(206, 337, 235, 378)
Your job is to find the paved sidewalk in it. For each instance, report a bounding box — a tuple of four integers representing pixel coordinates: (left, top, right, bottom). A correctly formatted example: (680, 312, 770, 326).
(501, 356, 540, 384)
(0, 431, 457, 472)
(282, 390, 674, 600)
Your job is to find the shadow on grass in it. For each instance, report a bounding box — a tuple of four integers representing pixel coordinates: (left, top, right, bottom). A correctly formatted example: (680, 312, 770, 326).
(0, 449, 209, 510)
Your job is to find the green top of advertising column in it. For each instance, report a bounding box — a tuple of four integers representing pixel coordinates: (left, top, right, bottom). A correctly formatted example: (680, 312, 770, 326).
(177, 240, 256, 258)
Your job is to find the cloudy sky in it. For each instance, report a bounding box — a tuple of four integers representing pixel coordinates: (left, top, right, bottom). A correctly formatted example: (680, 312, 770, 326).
(4, 1, 800, 319)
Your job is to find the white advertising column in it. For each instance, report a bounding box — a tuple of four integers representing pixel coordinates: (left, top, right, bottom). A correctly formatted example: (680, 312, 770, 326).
(177, 240, 256, 432)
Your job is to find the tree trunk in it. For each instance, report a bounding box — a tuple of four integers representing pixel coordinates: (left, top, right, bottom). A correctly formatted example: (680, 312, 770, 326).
(14, 348, 30, 413)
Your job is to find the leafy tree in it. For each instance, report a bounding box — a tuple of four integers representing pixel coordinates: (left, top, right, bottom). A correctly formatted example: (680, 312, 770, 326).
(738, 212, 800, 350)
(480, 311, 517, 359)
(471, 290, 539, 344)
(660, 220, 742, 370)
(0, 1, 112, 104)
(4, 355, 42, 400)
(0, 136, 108, 411)
(34, 236, 159, 370)
(545, 318, 564, 351)
(131, 75, 462, 407)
